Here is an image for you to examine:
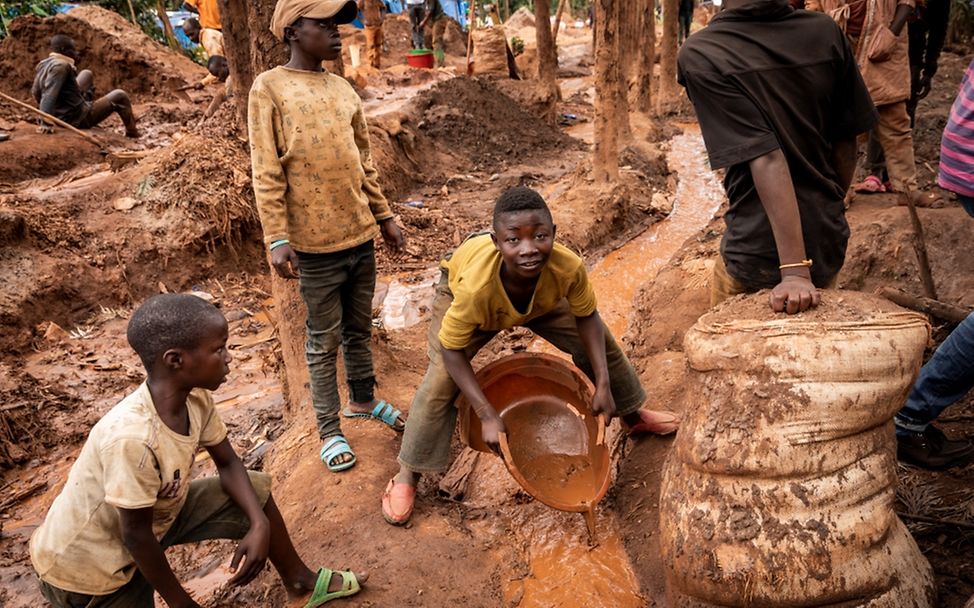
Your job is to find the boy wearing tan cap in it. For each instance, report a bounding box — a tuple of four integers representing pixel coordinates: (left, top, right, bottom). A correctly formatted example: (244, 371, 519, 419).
(249, 0, 407, 473)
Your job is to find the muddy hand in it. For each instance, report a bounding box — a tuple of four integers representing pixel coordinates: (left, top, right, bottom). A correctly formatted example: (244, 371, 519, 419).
(770, 274, 820, 314)
(228, 525, 270, 587)
(591, 384, 617, 418)
(481, 414, 506, 454)
(271, 243, 300, 279)
(380, 219, 405, 254)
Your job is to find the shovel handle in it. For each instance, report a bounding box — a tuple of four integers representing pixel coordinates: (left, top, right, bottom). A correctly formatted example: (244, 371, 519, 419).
(596, 414, 607, 447)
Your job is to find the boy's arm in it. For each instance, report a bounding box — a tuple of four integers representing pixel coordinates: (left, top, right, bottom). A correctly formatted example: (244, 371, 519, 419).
(248, 83, 299, 278)
(575, 311, 616, 418)
(748, 149, 820, 314)
(118, 507, 201, 608)
(206, 437, 270, 587)
(441, 348, 505, 450)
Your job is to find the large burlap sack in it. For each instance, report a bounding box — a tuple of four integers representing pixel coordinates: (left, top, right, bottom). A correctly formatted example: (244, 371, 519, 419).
(660, 291, 935, 607)
(472, 26, 509, 76)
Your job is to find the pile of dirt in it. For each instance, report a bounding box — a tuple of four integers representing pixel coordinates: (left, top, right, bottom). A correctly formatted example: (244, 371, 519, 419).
(131, 133, 257, 249)
(0, 6, 206, 102)
(0, 365, 82, 470)
(506, 6, 536, 30)
(412, 77, 581, 172)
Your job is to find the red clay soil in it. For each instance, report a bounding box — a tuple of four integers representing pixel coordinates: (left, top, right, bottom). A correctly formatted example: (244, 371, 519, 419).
(0, 6, 206, 103)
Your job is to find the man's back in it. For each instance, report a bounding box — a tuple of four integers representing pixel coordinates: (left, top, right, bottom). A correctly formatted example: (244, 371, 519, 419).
(678, 0, 876, 288)
(32, 55, 87, 125)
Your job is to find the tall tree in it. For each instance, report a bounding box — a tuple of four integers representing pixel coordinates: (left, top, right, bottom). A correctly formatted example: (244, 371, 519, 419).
(657, 0, 681, 113)
(535, 0, 558, 87)
(216, 0, 314, 416)
(593, 0, 619, 181)
(635, 0, 656, 114)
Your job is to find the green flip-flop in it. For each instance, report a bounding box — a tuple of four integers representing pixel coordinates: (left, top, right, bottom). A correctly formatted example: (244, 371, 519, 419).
(303, 567, 362, 607)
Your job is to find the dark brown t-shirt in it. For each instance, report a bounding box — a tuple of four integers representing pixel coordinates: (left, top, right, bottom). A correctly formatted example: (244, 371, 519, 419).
(678, 0, 878, 289)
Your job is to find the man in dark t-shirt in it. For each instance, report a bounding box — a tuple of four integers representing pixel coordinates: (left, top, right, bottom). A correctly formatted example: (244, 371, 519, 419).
(678, 0, 877, 314)
(31, 34, 139, 138)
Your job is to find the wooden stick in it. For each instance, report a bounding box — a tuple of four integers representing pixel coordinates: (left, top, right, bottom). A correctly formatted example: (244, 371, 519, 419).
(552, 0, 569, 43)
(877, 287, 971, 323)
(126, 0, 138, 23)
(902, 188, 938, 300)
(0, 90, 106, 151)
(897, 511, 974, 531)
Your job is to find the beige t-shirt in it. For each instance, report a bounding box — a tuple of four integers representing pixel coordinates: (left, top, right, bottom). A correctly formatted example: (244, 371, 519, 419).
(30, 382, 228, 595)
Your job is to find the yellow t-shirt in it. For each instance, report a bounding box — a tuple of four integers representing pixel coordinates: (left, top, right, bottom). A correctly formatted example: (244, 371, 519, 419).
(248, 66, 393, 253)
(438, 234, 598, 350)
(29, 383, 228, 595)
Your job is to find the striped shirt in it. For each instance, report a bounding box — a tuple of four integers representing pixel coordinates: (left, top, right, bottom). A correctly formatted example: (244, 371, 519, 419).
(939, 58, 974, 198)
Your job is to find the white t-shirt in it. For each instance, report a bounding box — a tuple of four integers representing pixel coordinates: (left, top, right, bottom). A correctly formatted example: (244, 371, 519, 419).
(30, 382, 228, 595)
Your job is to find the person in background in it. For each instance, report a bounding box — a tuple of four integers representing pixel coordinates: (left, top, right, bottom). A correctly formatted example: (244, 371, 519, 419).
(406, 0, 426, 48)
(808, 0, 919, 198)
(182, 17, 228, 88)
(858, 0, 951, 193)
(32, 34, 138, 138)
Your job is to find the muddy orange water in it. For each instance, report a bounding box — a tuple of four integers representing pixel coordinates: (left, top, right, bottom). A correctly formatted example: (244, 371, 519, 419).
(509, 125, 724, 608)
(501, 399, 599, 508)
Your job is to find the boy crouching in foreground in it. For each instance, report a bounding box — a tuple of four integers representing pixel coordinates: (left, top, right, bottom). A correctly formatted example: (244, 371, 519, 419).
(382, 187, 679, 525)
(30, 294, 366, 608)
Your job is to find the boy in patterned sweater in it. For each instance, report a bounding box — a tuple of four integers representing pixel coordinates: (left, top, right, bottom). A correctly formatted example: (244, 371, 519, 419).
(249, 0, 407, 472)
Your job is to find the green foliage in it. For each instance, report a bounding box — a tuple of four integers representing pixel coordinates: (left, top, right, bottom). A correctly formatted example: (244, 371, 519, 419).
(510, 34, 525, 55)
(947, 0, 974, 45)
(92, 0, 164, 41)
(0, 0, 62, 37)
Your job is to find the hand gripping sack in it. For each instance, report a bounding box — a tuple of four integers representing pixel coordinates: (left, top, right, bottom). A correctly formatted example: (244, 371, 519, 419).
(660, 291, 935, 607)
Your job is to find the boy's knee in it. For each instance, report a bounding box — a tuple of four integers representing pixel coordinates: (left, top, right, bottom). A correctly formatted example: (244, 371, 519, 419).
(306, 326, 342, 355)
(108, 89, 131, 105)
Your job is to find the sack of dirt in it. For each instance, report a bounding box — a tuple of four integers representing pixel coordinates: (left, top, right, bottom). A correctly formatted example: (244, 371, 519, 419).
(472, 27, 510, 76)
(660, 290, 935, 607)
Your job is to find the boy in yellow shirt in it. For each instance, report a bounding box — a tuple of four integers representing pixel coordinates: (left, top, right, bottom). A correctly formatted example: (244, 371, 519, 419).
(382, 187, 679, 525)
(30, 294, 365, 608)
(249, 0, 407, 472)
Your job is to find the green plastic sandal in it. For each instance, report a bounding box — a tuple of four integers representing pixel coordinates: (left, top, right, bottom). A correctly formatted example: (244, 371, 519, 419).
(303, 567, 362, 607)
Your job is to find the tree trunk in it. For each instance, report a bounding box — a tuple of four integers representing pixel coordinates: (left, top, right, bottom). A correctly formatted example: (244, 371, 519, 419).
(156, 0, 180, 50)
(363, 0, 383, 69)
(535, 0, 558, 87)
(614, 0, 631, 142)
(502, 0, 510, 22)
(593, 0, 618, 182)
(657, 0, 681, 114)
(217, 0, 311, 417)
(552, 0, 568, 44)
(216, 0, 287, 126)
(635, 0, 656, 114)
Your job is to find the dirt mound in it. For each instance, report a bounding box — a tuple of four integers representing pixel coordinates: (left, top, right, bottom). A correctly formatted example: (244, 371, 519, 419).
(506, 6, 536, 30)
(412, 76, 581, 172)
(0, 6, 206, 102)
(125, 133, 257, 248)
